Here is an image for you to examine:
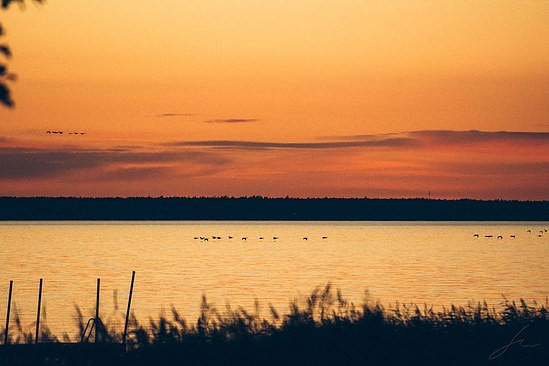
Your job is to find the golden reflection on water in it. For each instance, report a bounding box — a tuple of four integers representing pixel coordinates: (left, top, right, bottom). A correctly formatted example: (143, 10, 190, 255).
(0, 221, 548, 337)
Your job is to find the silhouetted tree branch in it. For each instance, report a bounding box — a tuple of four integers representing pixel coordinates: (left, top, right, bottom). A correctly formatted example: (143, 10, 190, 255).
(0, 0, 44, 107)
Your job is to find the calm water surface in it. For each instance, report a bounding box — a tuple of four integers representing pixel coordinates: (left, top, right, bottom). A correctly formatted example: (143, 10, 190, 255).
(1, 221, 548, 336)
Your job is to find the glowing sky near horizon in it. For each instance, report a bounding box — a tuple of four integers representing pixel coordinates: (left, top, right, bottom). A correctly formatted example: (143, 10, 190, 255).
(0, 1, 548, 199)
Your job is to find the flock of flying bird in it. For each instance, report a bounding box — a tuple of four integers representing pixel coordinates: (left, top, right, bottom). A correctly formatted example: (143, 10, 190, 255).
(46, 130, 86, 135)
(193, 236, 328, 242)
(473, 228, 547, 239)
(193, 230, 548, 242)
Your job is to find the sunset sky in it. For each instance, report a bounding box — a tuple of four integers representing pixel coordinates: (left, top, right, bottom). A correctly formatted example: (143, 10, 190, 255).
(1, 0, 548, 198)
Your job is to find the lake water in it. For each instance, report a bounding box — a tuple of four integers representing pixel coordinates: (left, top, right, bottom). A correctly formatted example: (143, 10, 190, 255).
(1, 221, 548, 338)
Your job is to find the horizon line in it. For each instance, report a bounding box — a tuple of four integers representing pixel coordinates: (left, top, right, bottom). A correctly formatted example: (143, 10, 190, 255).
(1, 196, 548, 203)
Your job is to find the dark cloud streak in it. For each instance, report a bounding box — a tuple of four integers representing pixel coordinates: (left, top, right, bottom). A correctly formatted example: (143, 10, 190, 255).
(204, 118, 258, 124)
(101, 167, 176, 180)
(166, 137, 415, 150)
(158, 113, 196, 118)
(433, 161, 549, 176)
(3, 130, 548, 183)
(408, 130, 549, 144)
(316, 133, 398, 141)
(0, 136, 14, 144)
(0, 147, 229, 179)
(168, 129, 549, 151)
(327, 130, 549, 144)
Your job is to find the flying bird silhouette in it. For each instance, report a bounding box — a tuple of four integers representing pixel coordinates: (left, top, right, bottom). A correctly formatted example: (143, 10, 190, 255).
(46, 130, 85, 135)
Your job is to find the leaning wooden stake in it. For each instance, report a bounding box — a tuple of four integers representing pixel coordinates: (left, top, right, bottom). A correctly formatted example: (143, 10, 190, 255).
(4, 280, 13, 345)
(95, 278, 100, 343)
(35, 278, 43, 344)
(122, 271, 135, 347)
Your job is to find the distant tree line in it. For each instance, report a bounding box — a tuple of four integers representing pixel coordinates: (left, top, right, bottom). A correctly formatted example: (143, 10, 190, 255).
(0, 197, 547, 220)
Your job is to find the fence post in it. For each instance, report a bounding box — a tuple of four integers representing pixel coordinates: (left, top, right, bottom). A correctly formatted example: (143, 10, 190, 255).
(4, 280, 13, 345)
(35, 278, 43, 344)
(122, 271, 135, 347)
(95, 278, 100, 343)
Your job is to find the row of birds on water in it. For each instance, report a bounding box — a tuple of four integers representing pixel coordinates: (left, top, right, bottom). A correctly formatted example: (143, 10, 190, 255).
(473, 229, 547, 239)
(193, 236, 328, 242)
(473, 234, 515, 239)
(527, 229, 547, 238)
(46, 130, 86, 135)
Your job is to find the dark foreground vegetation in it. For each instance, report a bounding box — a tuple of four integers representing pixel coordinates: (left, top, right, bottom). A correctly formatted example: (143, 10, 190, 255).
(1, 197, 549, 220)
(1, 285, 548, 366)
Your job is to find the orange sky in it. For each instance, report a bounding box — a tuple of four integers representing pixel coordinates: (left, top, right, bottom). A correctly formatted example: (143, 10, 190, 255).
(1, 1, 548, 198)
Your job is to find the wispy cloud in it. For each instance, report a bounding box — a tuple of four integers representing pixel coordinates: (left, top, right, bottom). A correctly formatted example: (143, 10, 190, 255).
(2, 130, 548, 199)
(100, 166, 176, 180)
(158, 113, 196, 118)
(316, 133, 395, 141)
(407, 130, 549, 145)
(204, 118, 258, 124)
(0, 136, 15, 144)
(165, 130, 549, 152)
(165, 137, 415, 150)
(113, 145, 146, 150)
(0, 146, 229, 179)
(433, 161, 549, 176)
(320, 130, 549, 144)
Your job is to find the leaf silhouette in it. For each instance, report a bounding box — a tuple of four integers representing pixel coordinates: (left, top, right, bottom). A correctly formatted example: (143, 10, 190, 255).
(0, 82, 14, 107)
(0, 45, 11, 58)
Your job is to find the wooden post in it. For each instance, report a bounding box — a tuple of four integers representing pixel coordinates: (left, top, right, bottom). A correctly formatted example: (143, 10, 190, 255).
(4, 280, 13, 345)
(35, 278, 43, 344)
(122, 271, 135, 346)
(95, 278, 100, 343)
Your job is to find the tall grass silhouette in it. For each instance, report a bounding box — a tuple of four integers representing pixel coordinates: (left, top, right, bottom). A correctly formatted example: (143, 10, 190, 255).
(1, 284, 548, 365)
